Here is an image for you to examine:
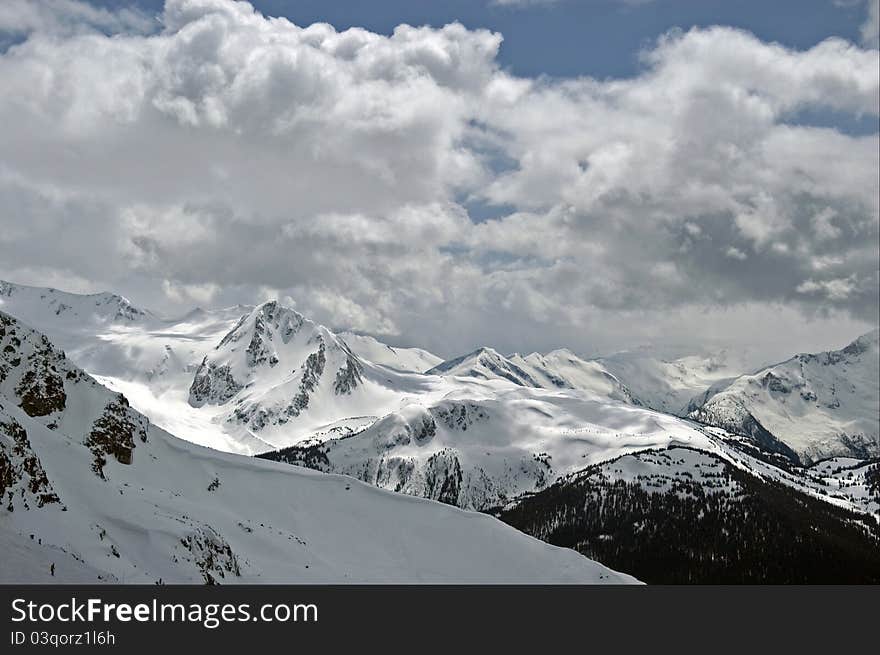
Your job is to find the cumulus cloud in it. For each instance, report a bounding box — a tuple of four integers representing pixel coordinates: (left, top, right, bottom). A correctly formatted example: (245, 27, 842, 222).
(796, 276, 860, 301)
(0, 0, 877, 359)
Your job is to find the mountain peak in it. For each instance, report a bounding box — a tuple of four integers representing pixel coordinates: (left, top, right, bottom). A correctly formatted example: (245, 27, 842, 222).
(188, 299, 375, 440)
(689, 329, 879, 463)
(428, 347, 543, 387)
(0, 279, 152, 324)
(428, 346, 503, 372)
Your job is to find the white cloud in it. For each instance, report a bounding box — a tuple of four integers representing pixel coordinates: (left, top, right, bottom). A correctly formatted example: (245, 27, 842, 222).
(811, 207, 842, 240)
(796, 275, 859, 301)
(0, 0, 876, 358)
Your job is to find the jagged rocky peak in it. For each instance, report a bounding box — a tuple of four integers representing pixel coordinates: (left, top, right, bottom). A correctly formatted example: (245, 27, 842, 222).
(188, 300, 370, 433)
(217, 300, 307, 367)
(189, 301, 307, 407)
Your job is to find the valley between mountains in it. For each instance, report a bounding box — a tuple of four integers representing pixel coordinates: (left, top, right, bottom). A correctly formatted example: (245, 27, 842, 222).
(0, 280, 877, 583)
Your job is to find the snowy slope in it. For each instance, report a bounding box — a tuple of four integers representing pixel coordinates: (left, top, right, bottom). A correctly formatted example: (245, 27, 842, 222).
(263, 382, 879, 517)
(0, 311, 636, 584)
(493, 445, 880, 583)
(262, 383, 880, 517)
(688, 330, 880, 463)
(0, 280, 153, 324)
(339, 332, 442, 373)
(516, 350, 641, 404)
(262, 388, 711, 510)
(428, 347, 639, 404)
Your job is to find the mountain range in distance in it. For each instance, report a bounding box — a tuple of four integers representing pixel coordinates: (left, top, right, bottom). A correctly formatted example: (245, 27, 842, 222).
(0, 278, 877, 583)
(0, 305, 634, 584)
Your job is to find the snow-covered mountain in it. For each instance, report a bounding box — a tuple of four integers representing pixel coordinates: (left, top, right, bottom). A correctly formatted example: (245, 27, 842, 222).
(339, 331, 442, 373)
(2, 278, 877, 584)
(0, 280, 154, 324)
(0, 280, 261, 452)
(426, 341, 768, 421)
(688, 330, 880, 463)
(428, 347, 544, 386)
(0, 281, 452, 454)
(0, 310, 635, 584)
(4, 279, 876, 507)
(428, 347, 639, 405)
(260, 385, 879, 520)
(261, 388, 709, 510)
(186, 301, 446, 452)
(492, 445, 880, 583)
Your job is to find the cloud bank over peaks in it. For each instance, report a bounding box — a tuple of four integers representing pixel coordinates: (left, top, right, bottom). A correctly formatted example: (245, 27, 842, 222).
(0, 0, 876, 360)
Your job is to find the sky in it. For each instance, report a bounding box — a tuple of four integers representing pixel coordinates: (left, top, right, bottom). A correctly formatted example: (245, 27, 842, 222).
(0, 0, 877, 361)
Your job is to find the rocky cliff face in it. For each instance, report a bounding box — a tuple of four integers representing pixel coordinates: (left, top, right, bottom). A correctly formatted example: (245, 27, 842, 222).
(0, 311, 147, 478)
(0, 411, 61, 511)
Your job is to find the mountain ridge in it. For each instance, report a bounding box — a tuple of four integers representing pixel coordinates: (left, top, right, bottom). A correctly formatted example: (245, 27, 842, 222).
(0, 309, 637, 584)
(688, 329, 879, 463)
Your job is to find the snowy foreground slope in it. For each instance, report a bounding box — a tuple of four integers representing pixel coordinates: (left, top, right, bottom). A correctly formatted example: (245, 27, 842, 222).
(688, 330, 880, 463)
(0, 311, 635, 584)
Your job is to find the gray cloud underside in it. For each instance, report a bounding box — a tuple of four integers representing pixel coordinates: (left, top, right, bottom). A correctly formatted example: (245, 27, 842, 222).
(0, 0, 877, 360)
